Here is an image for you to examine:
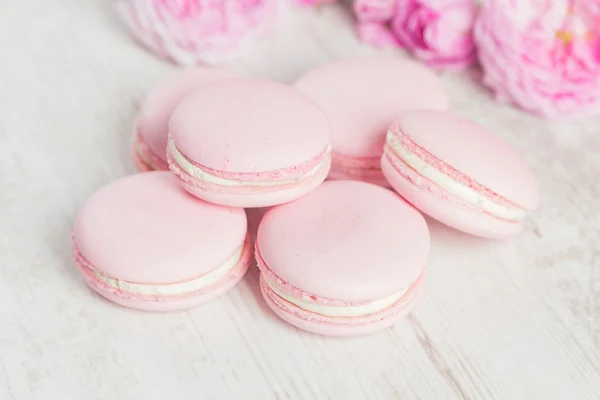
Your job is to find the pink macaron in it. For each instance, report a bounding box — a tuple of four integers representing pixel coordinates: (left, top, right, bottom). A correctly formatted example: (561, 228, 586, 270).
(381, 110, 540, 239)
(167, 79, 332, 208)
(132, 68, 237, 172)
(294, 58, 448, 186)
(72, 171, 251, 311)
(256, 180, 430, 337)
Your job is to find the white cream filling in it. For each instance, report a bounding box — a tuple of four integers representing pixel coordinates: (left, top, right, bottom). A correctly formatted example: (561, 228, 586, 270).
(386, 133, 527, 221)
(264, 277, 408, 318)
(91, 245, 244, 296)
(169, 137, 327, 187)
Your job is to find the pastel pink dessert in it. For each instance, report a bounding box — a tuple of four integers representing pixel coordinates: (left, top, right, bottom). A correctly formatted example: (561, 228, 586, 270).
(294, 58, 448, 186)
(72, 172, 251, 311)
(133, 67, 238, 172)
(256, 180, 430, 337)
(167, 79, 332, 208)
(381, 110, 540, 239)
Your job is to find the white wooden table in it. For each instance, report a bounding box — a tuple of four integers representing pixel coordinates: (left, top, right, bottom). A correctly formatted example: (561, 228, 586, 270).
(2, 1, 600, 399)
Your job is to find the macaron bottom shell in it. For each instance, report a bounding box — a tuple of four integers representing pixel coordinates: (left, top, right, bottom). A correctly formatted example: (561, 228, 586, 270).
(83, 278, 246, 312)
(328, 154, 389, 187)
(132, 128, 169, 172)
(381, 155, 523, 239)
(131, 147, 155, 173)
(167, 148, 332, 208)
(259, 273, 424, 337)
(74, 236, 252, 312)
(327, 168, 389, 187)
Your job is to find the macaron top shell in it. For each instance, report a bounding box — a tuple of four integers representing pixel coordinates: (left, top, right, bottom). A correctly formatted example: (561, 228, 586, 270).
(257, 180, 429, 302)
(73, 172, 247, 284)
(169, 79, 331, 173)
(137, 68, 237, 159)
(294, 58, 448, 158)
(390, 110, 540, 210)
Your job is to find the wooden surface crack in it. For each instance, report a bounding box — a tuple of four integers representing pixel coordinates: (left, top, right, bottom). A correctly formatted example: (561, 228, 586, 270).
(408, 315, 470, 400)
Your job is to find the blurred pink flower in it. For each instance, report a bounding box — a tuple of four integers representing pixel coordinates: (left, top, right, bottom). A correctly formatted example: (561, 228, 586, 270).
(353, 0, 397, 48)
(353, 0, 478, 69)
(356, 22, 399, 47)
(117, 0, 280, 65)
(354, 0, 396, 23)
(391, 0, 478, 70)
(294, 0, 336, 6)
(475, 0, 600, 118)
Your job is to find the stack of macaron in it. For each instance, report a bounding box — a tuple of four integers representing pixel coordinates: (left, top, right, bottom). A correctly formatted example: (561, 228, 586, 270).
(72, 58, 539, 336)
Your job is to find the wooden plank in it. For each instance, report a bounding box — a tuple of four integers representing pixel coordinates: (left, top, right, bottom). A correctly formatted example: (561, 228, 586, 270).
(1, 1, 599, 399)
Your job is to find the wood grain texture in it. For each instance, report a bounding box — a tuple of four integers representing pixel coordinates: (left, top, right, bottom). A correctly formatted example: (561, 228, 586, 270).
(1, 1, 599, 399)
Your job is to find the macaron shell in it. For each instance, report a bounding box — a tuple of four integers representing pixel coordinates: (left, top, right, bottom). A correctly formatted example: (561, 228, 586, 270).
(132, 128, 170, 172)
(391, 110, 539, 210)
(84, 267, 247, 312)
(137, 68, 238, 161)
(256, 180, 429, 302)
(131, 140, 155, 172)
(260, 272, 424, 337)
(73, 172, 247, 283)
(381, 156, 523, 239)
(169, 79, 331, 173)
(327, 164, 390, 187)
(171, 153, 331, 208)
(294, 58, 448, 158)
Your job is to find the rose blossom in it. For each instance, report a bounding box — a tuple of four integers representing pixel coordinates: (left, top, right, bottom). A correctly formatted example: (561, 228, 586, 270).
(474, 0, 600, 118)
(294, 0, 336, 6)
(117, 0, 281, 65)
(352, 0, 478, 69)
(353, 0, 398, 47)
(354, 0, 396, 23)
(391, 0, 479, 70)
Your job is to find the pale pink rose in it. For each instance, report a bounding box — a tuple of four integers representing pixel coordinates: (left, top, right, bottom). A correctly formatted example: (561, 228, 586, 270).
(391, 0, 478, 70)
(353, 0, 398, 47)
(356, 22, 399, 47)
(474, 0, 600, 118)
(294, 0, 336, 6)
(117, 0, 281, 65)
(354, 0, 396, 23)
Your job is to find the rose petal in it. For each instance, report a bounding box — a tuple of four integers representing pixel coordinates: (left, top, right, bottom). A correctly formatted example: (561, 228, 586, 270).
(474, 0, 600, 118)
(388, 0, 477, 70)
(118, 0, 282, 65)
(357, 22, 399, 47)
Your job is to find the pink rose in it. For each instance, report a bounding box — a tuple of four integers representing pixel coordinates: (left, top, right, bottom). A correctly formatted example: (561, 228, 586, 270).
(474, 0, 600, 118)
(356, 22, 400, 47)
(354, 0, 396, 23)
(294, 0, 336, 6)
(391, 0, 479, 70)
(117, 0, 280, 65)
(353, 0, 398, 47)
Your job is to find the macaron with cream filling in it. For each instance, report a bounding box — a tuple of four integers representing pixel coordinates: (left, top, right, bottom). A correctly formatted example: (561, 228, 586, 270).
(381, 110, 540, 238)
(132, 68, 237, 172)
(294, 58, 448, 186)
(256, 180, 429, 336)
(167, 79, 332, 207)
(72, 172, 251, 311)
